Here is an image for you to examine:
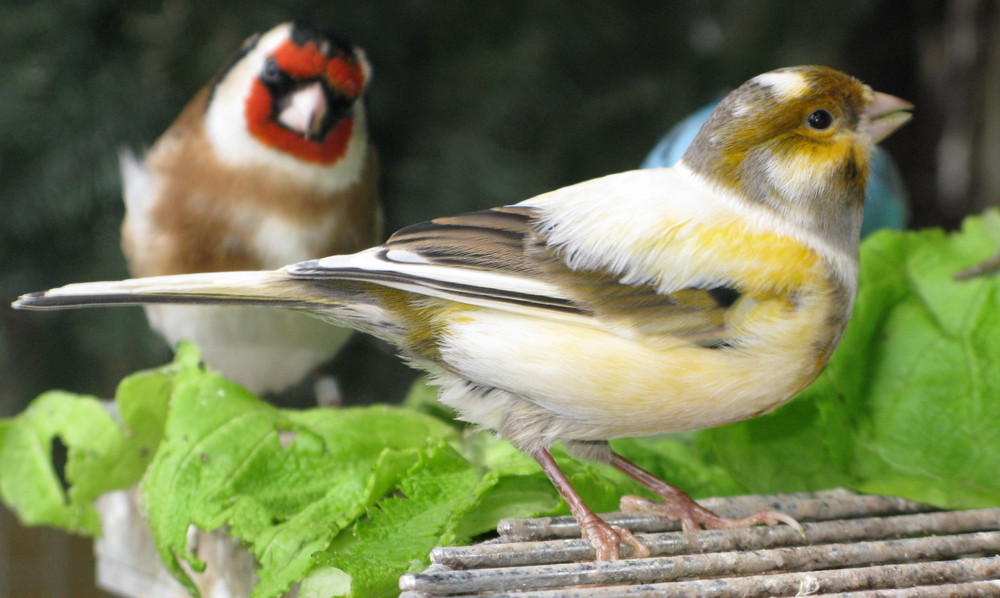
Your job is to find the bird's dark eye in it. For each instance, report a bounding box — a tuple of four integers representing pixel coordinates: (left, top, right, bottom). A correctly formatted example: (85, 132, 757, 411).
(261, 58, 283, 84)
(806, 109, 834, 130)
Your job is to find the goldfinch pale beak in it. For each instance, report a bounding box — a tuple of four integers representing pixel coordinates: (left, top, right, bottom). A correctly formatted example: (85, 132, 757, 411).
(868, 91, 913, 143)
(278, 80, 329, 140)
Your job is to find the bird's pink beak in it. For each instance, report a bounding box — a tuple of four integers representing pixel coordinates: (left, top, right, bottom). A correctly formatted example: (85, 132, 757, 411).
(278, 81, 329, 140)
(867, 91, 913, 143)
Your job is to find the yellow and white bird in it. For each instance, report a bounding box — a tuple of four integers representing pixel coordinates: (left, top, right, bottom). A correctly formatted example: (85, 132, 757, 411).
(119, 21, 380, 398)
(16, 66, 911, 560)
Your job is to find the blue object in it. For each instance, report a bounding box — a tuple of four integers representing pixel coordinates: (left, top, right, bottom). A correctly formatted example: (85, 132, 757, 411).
(641, 99, 909, 238)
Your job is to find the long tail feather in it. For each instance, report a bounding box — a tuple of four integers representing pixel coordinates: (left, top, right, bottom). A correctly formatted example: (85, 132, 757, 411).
(12, 271, 312, 310)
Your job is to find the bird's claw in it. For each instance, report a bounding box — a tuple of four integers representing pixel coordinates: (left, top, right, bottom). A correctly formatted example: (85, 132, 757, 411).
(735, 508, 806, 536)
(580, 517, 650, 560)
(620, 494, 804, 536)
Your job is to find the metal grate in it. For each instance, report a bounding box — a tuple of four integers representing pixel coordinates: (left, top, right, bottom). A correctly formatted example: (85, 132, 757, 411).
(399, 490, 1000, 597)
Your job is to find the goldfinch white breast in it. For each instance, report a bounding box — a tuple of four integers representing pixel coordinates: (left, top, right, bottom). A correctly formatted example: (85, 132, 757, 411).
(17, 65, 911, 560)
(120, 21, 380, 397)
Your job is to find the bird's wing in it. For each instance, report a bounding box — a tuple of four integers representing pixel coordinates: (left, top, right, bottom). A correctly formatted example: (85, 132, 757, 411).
(289, 206, 585, 316)
(288, 203, 745, 348)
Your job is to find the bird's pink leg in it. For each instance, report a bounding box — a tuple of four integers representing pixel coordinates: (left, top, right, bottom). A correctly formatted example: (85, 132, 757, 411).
(532, 448, 650, 560)
(610, 453, 803, 533)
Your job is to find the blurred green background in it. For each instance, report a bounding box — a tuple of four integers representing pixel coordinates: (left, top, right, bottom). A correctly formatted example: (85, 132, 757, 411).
(2, 0, 998, 596)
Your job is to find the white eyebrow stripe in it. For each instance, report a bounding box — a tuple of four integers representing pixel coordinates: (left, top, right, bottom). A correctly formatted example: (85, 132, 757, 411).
(753, 71, 811, 99)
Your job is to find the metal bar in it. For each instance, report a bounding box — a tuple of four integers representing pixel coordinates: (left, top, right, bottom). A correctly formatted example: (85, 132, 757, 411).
(408, 556, 1000, 598)
(497, 493, 935, 541)
(433, 508, 1000, 568)
(400, 532, 1000, 595)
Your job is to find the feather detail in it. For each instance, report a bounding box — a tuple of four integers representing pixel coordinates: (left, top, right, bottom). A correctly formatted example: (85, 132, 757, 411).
(384, 206, 543, 274)
(288, 168, 846, 354)
(15, 271, 309, 309)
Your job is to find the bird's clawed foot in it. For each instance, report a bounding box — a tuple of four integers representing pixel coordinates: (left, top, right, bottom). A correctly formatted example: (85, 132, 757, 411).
(620, 494, 804, 535)
(579, 512, 650, 560)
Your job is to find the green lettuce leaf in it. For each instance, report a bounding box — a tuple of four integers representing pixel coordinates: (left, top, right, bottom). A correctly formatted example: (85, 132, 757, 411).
(0, 348, 175, 534)
(140, 362, 460, 597)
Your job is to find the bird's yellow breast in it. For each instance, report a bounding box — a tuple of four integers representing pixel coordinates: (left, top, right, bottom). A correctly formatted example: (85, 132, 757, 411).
(437, 226, 846, 441)
(440, 292, 839, 440)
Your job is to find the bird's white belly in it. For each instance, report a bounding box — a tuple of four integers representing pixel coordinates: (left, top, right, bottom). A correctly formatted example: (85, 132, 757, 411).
(436, 308, 826, 441)
(232, 210, 340, 269)
(144, 304, 351, 395)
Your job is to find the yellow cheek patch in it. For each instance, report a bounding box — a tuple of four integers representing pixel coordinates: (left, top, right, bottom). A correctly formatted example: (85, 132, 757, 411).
(778, 134, 856, 172)
(767, 135, 869, 206)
